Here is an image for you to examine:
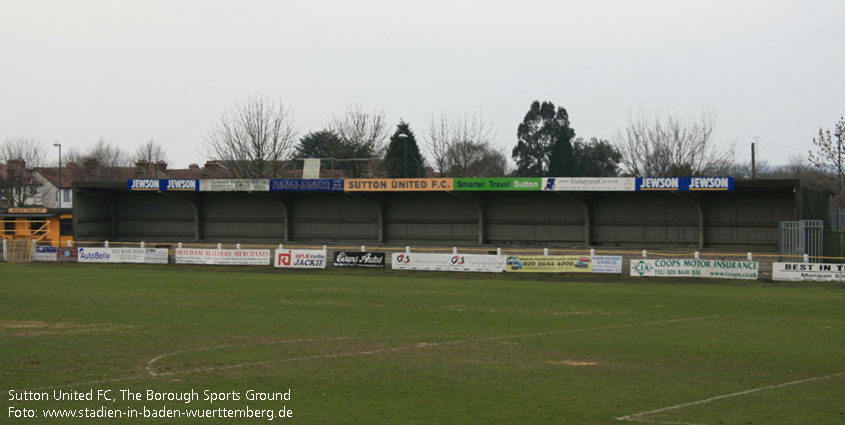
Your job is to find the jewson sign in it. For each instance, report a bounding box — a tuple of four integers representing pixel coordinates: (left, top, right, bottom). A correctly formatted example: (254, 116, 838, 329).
(127, 179, 198, 191)
(270, 179, 344, 192)
(772, 262, 845, 282)
(636, 177, 733, 191)
(391, 253, 505, 273)
(630, 258, 758, 280)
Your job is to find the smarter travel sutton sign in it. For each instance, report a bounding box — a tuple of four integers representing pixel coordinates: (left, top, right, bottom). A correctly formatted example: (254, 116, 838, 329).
(454, 178, 542, 191)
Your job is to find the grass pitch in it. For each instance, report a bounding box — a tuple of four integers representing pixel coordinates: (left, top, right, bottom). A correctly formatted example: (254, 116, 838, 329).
(1, 263, 843, 424)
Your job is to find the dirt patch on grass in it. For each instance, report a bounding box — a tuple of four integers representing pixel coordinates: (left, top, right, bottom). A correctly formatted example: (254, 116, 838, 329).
(551, 311, 593, 316)
(0, 320, 135, 336)
(545, 359, 598, 366)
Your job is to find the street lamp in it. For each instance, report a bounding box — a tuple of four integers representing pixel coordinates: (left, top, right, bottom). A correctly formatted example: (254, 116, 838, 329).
(398, 133, 408, 178)
(52, 141, 61, 208)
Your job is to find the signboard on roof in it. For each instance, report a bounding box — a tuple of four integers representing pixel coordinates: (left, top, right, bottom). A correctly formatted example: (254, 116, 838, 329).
(8, 207, 48, 213)
(344, 178, 453, 191)
(270, 179, 344, 192)
(128, 179, 199, 191)
(199, 179, 270, 192)
(302, 159, 321, 179)
(454, 178, 542, 191)
(164, 179, 198, 191)
(635, 177, 733, 191)
(128, 179, 162, 191)
(542, 177, 636, 191)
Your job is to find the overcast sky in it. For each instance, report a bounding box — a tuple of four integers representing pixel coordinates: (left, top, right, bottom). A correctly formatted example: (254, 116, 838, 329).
(2, 0, 843, 170)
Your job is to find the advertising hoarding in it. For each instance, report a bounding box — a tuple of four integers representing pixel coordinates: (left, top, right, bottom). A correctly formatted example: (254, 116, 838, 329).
(274, 249, 327, 269)
(58, 247, 78, 263)
(591, 256, 624, 274)
(505, 255, 592, 273)
(332, 251, 385, 268)
(772, 262, 845, 282)
(32, 246, 58, 262)
(630, 258, 758, 280)
(77, 247, 168, 264)
(174, 248, 271, 265)
(391, 253, 505, 273)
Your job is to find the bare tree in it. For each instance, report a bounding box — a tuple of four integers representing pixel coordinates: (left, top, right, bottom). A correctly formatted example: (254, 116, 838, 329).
(134, 139, 168, 164)
(615, 108, 735, 176)
(0, 137, 46, 207)
(426, 112, 499, 177)
(325, 104, 390, 177)
(87, 138, 132, 167)
(808, 116, 845, 193)
(203, 96, 299, 178)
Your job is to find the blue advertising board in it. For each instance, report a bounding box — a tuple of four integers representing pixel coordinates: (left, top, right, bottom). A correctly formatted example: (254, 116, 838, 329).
(270, 179, 344, 192)
(128, 179, 199, 191)
(636, 177, 733, 191)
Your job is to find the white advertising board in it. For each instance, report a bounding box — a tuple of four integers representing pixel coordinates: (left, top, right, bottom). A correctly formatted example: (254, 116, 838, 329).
(391, 253, 506, 273)
(630, 259, 758, 280)
(772, 262, 845, 282)
(77, 247, 169, 264)
(592, 256, 623, 274)
(199, 179, 270, 192)
(174, 248, 271, 265)
(273, 249, 327, 269)
(543, 177, 636, 191)
(32, 246, 58, 262)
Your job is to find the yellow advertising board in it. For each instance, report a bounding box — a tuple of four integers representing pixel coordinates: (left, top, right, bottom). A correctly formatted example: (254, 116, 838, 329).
(344, 178, 453, 191)
(505, 255, 592, 273)
(8, 208, 48, 214)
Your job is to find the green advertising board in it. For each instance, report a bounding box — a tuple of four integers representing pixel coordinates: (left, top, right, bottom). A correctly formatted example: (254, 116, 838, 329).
(454, 178, 542, 191)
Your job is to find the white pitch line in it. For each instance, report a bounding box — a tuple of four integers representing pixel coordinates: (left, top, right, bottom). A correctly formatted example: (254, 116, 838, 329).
(615, 371, 845, 424)
(16, 315, 718, 392)
(146, 336, 354, 376)
(148, 315, 720, 377)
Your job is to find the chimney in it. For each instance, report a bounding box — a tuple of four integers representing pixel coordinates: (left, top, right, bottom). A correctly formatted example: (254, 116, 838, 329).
(83, 158, 98, 175)
(188, 164, 199, 170)
(154, 161, 167, 174)
(202, 160, 223, 178)
(6, 159, 25, 171)
(135, 160, 149, 177)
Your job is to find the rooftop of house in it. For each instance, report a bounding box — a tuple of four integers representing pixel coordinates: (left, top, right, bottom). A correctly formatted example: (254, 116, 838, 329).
(34, 160, 231, 188)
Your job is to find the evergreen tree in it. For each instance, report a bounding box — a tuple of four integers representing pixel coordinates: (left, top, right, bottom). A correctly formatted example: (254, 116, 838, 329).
(547, 132, 579, 177)
(512, 101, 576, 176)
(384, 121, 426, 178)
(574, 138, 622, 177)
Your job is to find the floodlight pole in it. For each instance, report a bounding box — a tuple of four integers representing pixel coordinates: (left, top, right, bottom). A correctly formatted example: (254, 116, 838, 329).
(52, 141, 62, 207)
(398, 133, 408, 178)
